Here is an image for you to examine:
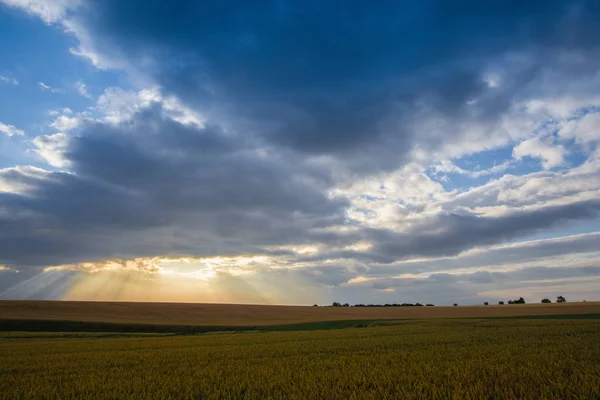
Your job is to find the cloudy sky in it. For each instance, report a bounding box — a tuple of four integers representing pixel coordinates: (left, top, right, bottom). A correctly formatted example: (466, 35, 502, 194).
(1, 0, 599, 306)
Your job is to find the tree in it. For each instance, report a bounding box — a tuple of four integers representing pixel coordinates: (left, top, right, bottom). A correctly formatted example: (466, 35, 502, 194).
(343, 303, 350, 307)
(313, 304, 319, 307)
(508, 300, 514, 304)
(453, 303, 458, 307)
(541, 298, 551, 304)
(557, 296, 566, 303)
(426, 304, 434, 307)
(332, 302, 341, 307)
(484, 302, 489, 306)
(515, 297, 526, 304)
(498, 301, 504, 305)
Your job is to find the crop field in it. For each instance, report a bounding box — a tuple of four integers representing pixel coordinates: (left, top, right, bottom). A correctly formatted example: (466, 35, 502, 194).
(1, 318, 599, 399)
(1, 300, 599, 327)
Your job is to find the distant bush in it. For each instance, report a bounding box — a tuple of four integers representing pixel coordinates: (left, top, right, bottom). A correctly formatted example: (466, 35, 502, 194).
(541, 299, 551, 304)
(313, 304, 319, 307)
(556, 296, 566, 303)
(426, 304, 434, 307)
(332, 302, 342, 307)
(453, 303, 458, 307)
(498, 301, 504, 305)
(351, 303, 430, 308)
(343, 303, 350, 307)
(484, 302, 489, 306)
(508, 297, 525, 305)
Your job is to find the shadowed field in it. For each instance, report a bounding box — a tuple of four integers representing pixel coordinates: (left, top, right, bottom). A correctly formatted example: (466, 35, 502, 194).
(1, 300, 599, 327)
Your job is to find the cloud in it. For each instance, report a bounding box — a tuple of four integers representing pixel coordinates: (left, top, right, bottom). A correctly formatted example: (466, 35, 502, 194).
(432, 159, 513, 179)
(0, 121, 24, 136)
(300, 200, 600, 265)
(50, 115, 81, 132)
(32, 132, 70, 167)
(9, 1, 600, 174)
(0, 0, 80, 24)
(75, 80, 91, 98)
(0, 75, 18, 85)
(560, 112, 600, 144)
(38, 81, 64, 93)
(442, 158, 600, 212)
(513, 137, 568, 169)
(2, 1, 600, 303)
(0, 91, 348, 269)
(371, 232, 600, 277)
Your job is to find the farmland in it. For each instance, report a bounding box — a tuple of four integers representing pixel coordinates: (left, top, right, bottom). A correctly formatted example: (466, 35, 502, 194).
(1, 318, 599, 399)
(1, 301, 599, 399)
(1, 300, 599, 327)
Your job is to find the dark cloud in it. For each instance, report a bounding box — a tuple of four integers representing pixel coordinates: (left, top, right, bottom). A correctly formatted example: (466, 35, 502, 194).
(302, 200, 600, 264)
(70, 0, 600, 169)
(367, 232, 600, 276)
(0, 103, 349, 269)
(366, 266, 600, 288)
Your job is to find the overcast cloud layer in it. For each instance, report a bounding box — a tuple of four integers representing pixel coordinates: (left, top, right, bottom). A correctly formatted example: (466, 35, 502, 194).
(0, 0, 599, 305)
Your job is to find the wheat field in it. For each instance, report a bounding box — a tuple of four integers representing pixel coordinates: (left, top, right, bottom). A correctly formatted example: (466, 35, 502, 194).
(1, 300, 599, 327)
(1, 318, 599, 399)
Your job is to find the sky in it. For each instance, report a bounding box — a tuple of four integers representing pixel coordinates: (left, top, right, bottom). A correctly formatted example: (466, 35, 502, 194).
(0, 0, 599, 306)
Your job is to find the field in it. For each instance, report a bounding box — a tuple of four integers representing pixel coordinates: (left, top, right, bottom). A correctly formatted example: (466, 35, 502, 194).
(1, 300, 599, 327)
(1, 302, 599, 399)
(1, 318, 599, 399)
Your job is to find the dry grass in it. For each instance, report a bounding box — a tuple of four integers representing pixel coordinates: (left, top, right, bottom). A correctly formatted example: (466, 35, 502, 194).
(1, 300, 599, 327)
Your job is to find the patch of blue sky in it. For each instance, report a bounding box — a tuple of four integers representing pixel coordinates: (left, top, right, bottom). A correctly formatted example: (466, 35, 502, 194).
(563, 143, 590, 169)
(454, 147, 513, 171)
(0, 9, 124, 168)
(431, 147, 519, 192)
(569, 105, 600, 119)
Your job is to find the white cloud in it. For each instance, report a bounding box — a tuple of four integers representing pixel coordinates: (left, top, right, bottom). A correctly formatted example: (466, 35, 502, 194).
(442, 157, 600, 215)
(0, 0, 79, 24)
(32, 132, 70, 168)
(75, 80, 91, 98)
(0, 121, 24, 136)
(63, 19, 126, 70)
(48, 108, 72, 117)
(484, 73, 500, 88)
(512, 137, 567, 169)
(0, 75, 18, 85)
(560, 112, 600, 144)
(97, 86, 204, 127)
(50, 115, 80, 132)
(432, 159, 512, 179)
(0, 165, 51, 194)
(333, 163, 452, 230)
(38, 81, 64, 93)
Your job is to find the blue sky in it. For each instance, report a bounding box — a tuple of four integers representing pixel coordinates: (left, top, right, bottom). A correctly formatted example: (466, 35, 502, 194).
(0, 0, 599, 305)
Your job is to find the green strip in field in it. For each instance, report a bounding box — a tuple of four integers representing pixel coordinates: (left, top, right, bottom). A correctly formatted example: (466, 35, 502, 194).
(0, 318, 407, 335)
(477, 313, 600, 320)
(2, 313, 599, 335)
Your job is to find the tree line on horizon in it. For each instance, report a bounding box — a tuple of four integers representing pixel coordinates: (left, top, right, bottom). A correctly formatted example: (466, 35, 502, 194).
(324, 302, 434, 308)
(321, 296, 567, 308)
